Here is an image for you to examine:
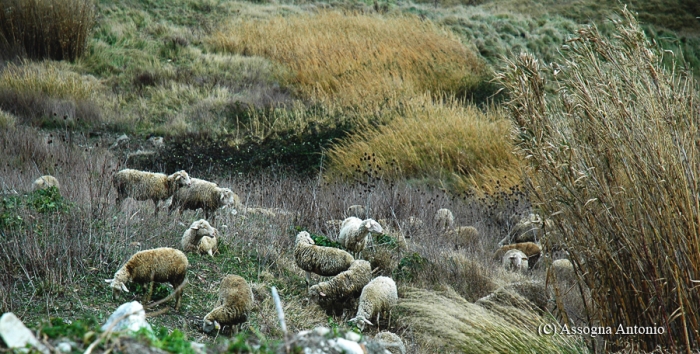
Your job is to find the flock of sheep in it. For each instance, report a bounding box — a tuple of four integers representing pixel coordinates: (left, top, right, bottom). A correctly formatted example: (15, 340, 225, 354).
(30, 168, 574, 346)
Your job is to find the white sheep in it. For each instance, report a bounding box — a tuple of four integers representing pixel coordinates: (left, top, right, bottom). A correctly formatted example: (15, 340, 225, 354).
(350, 276, 398, 331)
(435, 208, 454, 230)
(502, 249, 529, 272)
(180, 219, 218, 256)
(105, 247, 189, 311)
(294, 231, 354, 286)
(113, 169, 191, 215)
(493, 242, 541, 269)
(169, 177, 240, 221)
(444, 226, 480, 249)
(308, 259, 372, 312)
(374, 331, 406, 354)
(203, 274, 254, 334)
(338, 217, 383, 256)
(32, 175, 60, 192)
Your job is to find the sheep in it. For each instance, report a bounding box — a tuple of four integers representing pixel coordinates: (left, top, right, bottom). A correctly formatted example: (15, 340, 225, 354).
(374, 331, 406, 354)
(308, 259, 372, 315)
(105, 247, 189, 311)
(493, 242, 542, 269)
(502, 249, 529, 272)
(113, 169, 191, 215)
(338, 217, 383, 257)
(32, 175, 60, 192)
(169, 177, 240, 221)
(346, 205, 366, 218)
(500, 213, 545, 246)
(350, 276, 398, 331)
(549, 258, 576, 284)
(180, 219, 218, 256)
(294, 231, 354, 286)
(435, 208, 454, 230)
(203, 274, 254, 334)
(198, 235, 218, 257)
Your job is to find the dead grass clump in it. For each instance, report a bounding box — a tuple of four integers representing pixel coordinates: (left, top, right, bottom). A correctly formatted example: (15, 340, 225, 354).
(0, 0, 95, 61)
(498, 7, 700, 351)
(0, 62, 105, 127)
(326, 97, 522, 193)
(208, 11, 486, 112)
(396, 286, 588, 353)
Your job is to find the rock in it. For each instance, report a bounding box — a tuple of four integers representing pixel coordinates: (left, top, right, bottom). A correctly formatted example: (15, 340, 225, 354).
(344, 331, 362, 342)
(101, 301, 152, 333)
(0, 312, 50, 354)
(328, 338, 364, 354)
(110, 134, 129, 149)
(57, 342, 72, 352)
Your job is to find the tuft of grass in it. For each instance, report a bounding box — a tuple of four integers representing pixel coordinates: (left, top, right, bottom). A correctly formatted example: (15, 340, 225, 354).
(208, 11, 487, 112)
(0, 109, 17, 129)
(325, 97, 522, 193)
(396, 286, 589, 353)
(0, 0, 95, 61)
(498, 7, 700, 351)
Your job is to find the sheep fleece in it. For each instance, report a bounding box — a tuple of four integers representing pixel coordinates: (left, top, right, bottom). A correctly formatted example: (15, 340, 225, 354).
(309, 259, 371, 302)
(294, 231, 354, 276)
(204, 275, 254, 327)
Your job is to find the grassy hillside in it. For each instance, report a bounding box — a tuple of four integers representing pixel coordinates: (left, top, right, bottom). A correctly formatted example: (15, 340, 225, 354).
(1, 0, 700, 352)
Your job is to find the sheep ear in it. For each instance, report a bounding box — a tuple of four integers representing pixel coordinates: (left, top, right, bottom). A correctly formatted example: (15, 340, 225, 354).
(121, 283, 129, 292)
(362, 318, 373, 325)
(220, 192, 226, 201)
(319, 291, 326, 297)
(191, 225, 199, 230)
(105, 279, 113, 283)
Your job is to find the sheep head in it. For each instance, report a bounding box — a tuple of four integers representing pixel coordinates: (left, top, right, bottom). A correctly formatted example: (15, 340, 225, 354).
(170, 170, 191, 188)
(295, 231, 314, 246)
(105, 278, 129, 296)
(202, 318, 221, 333)
(362, 219, 383, 235)
(349, 315, 373, 331)
(218, 188, 236, 207)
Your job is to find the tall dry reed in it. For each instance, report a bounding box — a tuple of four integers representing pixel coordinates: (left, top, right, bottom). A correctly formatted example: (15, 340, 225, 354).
(497, 7, 700, 351)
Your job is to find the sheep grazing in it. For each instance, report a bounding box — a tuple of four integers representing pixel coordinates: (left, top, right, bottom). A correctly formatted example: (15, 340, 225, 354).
(493, 242, 542, 269)
(338, 217, 384, 257)
(500, 213, 546, 245)
(198, 235, 218, 257)
(502, 249, 529, 272)
(105, 247, 189, 311)
(435, 208, 455, 230)
(169, 177, 240, 221)
(350, 276, 398, 331)
(181, 219, 218, 256)
(113, 169, 191, 215)
(203, 275, 254, 334)
(32, 175, 60, 192)
(294, 231, 354, 286)
(374, 331, 406, 354)
(308, 259, 372, 314)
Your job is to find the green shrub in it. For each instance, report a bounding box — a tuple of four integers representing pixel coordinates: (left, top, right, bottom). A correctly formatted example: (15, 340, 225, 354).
(0, 0, 95, 61)
(498, 7, 700, 351)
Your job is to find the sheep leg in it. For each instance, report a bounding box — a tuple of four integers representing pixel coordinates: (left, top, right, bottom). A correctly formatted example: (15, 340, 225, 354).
(305, 272, 312, 287)
(153, 199, 159, 216)
(145, 269, 156, 304)
(376, 312, 381, 331)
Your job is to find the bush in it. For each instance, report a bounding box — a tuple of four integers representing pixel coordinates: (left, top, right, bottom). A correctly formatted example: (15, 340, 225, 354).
(0, 0, 95, 61)
(325, 96, 522, 193)
(498, 8, 700, 351)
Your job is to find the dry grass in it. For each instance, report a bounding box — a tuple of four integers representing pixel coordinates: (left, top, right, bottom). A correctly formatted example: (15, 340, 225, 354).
(325, 97, 523, 193)
(208, 11, 487, 112)
(396, 286, 588, 353)
(498, 7, 700, 351)
(0, 0, 95, 61)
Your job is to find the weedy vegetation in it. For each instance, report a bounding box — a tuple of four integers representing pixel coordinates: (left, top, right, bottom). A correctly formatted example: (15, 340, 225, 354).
(1, 0, 699, 352)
